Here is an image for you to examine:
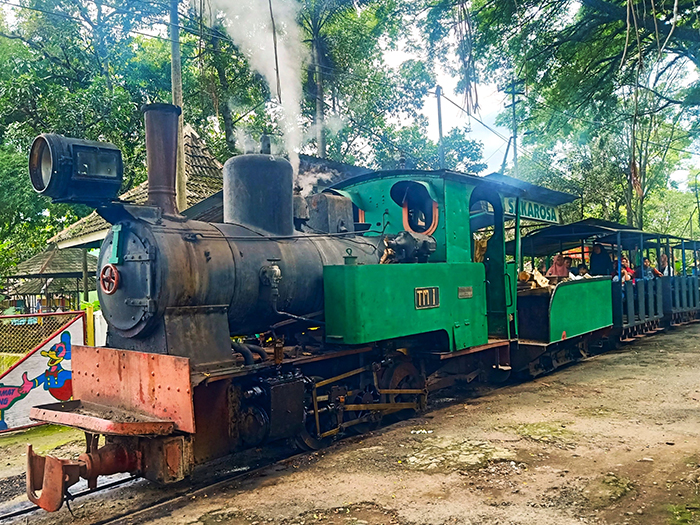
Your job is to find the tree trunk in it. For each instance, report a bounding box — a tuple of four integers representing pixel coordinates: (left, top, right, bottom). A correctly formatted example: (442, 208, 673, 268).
(314, 38, 326, 159)
(94, 2, 112, 92)
(170, 0, 187, 213)
(212, 37, 236, 153)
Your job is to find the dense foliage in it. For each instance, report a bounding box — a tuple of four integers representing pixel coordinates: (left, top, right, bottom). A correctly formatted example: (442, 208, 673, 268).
(0, 0, 698, 278)
(412, 0, 699, 230)
(0, 0, 488, 278)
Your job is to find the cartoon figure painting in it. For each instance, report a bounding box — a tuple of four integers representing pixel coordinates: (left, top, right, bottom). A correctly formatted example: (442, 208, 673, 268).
(0, 373, 33, 431)
(0, 329, 75, 431)
(30, 331, 73, 402)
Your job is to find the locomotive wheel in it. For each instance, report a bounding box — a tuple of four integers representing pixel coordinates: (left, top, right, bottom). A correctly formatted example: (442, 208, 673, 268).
(380, 361, 426, 417)
(296, 411, 335, 451)
(295, 377, 336, 451)
(347, 386, 381, 435)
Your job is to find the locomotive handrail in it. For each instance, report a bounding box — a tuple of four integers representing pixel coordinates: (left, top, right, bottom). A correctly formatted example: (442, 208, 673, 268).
(504, 272, 513, 308)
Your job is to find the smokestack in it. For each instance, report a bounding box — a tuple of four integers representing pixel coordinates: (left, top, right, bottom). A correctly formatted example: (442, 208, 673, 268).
(143, 103, 181, 216)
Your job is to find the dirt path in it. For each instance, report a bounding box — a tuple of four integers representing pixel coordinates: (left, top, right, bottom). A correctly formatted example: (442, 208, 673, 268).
(5, 324, 700, 524)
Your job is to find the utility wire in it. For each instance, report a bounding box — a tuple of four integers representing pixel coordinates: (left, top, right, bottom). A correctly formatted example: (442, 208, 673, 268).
(300, 88, 432, 169)
(440, 91, 585, 194)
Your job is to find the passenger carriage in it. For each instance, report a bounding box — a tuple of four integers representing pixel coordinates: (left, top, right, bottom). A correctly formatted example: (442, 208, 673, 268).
(516, 220, 700, 347)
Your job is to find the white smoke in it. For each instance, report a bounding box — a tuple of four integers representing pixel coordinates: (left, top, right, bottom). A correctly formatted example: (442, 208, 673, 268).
(235, 128, 257, 154)
(296, 169, 333, 197)
(210, 0, 305, 175)
(304, 115, 346, 144)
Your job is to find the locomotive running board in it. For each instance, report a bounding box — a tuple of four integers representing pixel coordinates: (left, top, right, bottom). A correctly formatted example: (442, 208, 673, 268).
(30, 400, 175, 435)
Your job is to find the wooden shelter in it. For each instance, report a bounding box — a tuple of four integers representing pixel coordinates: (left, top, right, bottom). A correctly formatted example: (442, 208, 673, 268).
(4, 246, 97, 313)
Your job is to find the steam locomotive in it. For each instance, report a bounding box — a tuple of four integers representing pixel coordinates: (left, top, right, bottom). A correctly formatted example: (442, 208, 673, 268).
(23, 104, 700, 512)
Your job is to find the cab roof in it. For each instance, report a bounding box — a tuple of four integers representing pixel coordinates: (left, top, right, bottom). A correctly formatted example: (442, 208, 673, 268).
(514, 218, 699, 256)
(331, 170, 577, 208)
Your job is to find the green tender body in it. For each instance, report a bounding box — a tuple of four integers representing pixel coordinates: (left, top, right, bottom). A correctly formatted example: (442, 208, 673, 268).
(324, 262, 489, 350)
(548, 278, 613, 342)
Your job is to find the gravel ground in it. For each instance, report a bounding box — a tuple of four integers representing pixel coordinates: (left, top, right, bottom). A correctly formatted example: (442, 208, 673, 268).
(4, 323, 700, 525)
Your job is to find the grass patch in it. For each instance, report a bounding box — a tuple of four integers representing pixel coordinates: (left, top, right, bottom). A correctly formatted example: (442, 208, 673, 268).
(668, 501, 700, 525)
(586, 473, 635, 508)
(602, 473, 634, 500)
(578, 406, 615, 418)
(0, 424, 83, 455)
(514, 422, 573, 444)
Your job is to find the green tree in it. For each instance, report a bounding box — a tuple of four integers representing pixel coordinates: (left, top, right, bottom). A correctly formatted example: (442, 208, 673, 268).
(0, 0, 168, 275)
(299, 0, 376, 158)
(0, 146, 82, 277)
(372, 119, 487, 173)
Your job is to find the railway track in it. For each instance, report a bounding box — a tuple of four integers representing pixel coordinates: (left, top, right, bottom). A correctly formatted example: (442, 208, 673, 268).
(4, 321, 699, 524)
(0, 449, 310, 524)
(92, 455, 303, 525)
(0, 475, 137, 522)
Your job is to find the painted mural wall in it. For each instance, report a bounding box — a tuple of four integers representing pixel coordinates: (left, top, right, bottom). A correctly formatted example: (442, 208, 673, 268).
(0, 315, 83, 432)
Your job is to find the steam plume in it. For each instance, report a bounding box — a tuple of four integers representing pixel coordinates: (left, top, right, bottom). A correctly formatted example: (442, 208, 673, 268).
(210, 0, 304, 174)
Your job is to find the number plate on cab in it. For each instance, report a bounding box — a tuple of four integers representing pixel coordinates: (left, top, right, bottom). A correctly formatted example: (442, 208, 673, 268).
(415, 287, 440, 309)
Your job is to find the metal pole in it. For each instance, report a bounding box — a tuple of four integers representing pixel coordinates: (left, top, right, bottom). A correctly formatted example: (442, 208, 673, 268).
(656, 235, 661, 270)
(170, 0, 187, 213)
(617, 232, 622, 281)
(511, 79, 518, 176)
(82, 248, 89, 303)
(515, 197, 522, 272)
(436, 85, 445, 169)
(682, 239, 687, 275)
(500, 137, 512, 174)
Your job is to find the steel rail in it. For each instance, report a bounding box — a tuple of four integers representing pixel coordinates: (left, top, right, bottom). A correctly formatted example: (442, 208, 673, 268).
(0, 475, 138, 522)
(91, 451, 310, 525)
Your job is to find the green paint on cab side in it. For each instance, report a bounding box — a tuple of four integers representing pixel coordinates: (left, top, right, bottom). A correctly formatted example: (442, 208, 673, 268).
(549, 278, 613, 342)
(324, 262, 488, 350)
(442, 179, 473, 263)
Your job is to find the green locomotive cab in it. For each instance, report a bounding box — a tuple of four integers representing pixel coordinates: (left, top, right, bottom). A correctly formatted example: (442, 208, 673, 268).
(322, 169, 576, 358)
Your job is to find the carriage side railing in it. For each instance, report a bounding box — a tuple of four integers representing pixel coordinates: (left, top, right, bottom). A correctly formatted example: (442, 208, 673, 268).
(613, 278, 664, 329)
(667, 275, 700, 314)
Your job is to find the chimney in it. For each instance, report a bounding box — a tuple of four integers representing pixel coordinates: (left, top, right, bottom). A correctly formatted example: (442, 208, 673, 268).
(143, 103, 181, 215)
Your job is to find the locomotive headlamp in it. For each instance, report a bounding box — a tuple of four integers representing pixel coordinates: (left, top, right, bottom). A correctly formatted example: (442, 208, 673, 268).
(29, 133, 123, 205)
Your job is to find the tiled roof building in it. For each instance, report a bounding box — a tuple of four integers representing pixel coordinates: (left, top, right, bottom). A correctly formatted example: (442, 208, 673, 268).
(12, 246, 98, 279)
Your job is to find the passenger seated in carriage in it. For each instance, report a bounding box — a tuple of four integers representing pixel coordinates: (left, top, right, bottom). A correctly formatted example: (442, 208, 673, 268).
(573, 264, 589, 279)
(563, 257, 574, 277)
(546, 254, 569, 277)
(658, 253, 673, 276)
(641, 257, 663, 280)
(612, 256, 635, 283)
(589, 244, 612, 276)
